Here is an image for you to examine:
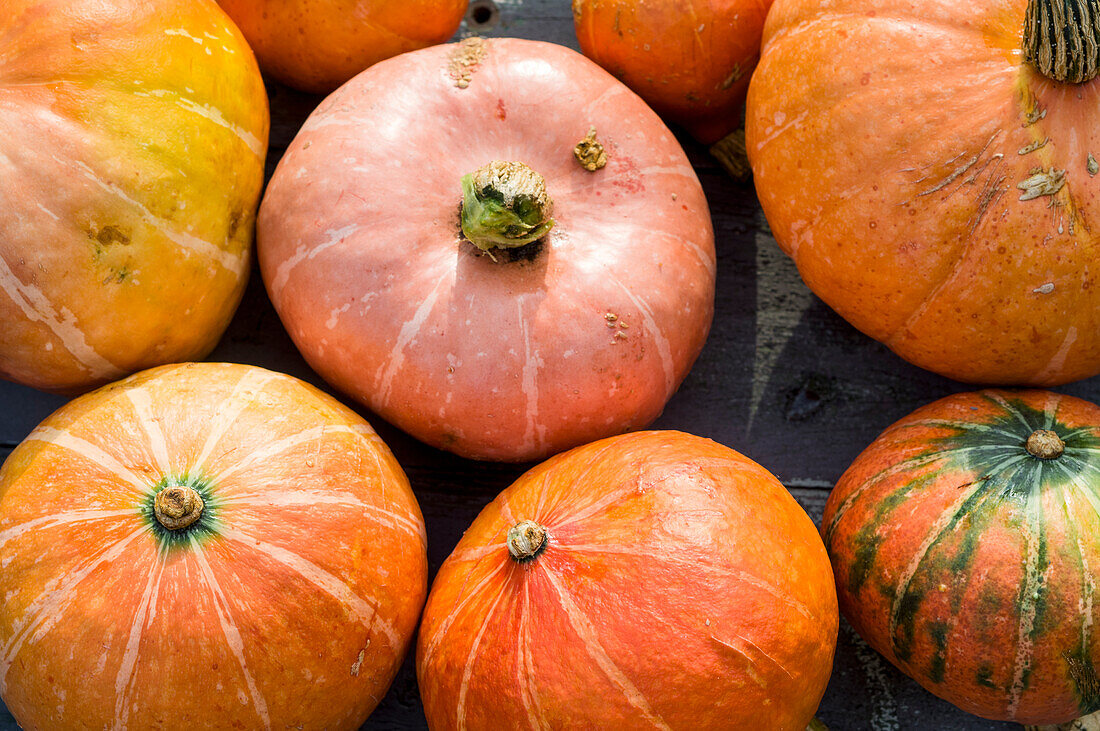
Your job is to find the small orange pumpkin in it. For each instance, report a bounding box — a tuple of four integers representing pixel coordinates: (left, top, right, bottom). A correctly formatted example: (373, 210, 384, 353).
(0, 363, 427, 729)
(418, 430, 838, 729)
(216, 0, 469, 93)
(747, 0, 1100, 385)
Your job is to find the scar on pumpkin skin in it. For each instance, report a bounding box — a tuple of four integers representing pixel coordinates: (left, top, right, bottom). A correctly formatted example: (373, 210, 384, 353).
(1089, 153, 1099, 176)
(449, 37, 487, 89)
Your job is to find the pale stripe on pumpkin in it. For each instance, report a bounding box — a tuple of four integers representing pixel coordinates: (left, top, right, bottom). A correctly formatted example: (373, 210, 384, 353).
(0, 509, 135, 550)
(0, 525, 147, 694)
(609, 275, 675, 395)
(543, 568, 672, 730)
(374, 270, 450, 410)
(517, 296, 546, 457)
(1007, 480, 1046, 719)
(191, 537, 272, 730)
(25, 426, 151, 494)
(0, 254, 124, 380)
(219, 526, 399, 648)
(420, 562, 510, 671)
(456, 577, 511, 731)
(112, 547, 167, 730)
(220, 490, 422, 540)
(213, 423, 379, 483)
(64, 157, 247, 277)
(516, 581, 548, 731)
(268, 224, 360, 299)
(194, 368, 283, 471)
(125, 387, 172, 478)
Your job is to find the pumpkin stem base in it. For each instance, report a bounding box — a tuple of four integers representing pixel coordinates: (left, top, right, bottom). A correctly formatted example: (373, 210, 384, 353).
(507, 520, 549, 562)
(154, 485, 205, 530)
(460, 161, 555, 252)
(1026, 429, 1066, 459)
(1024, 0, 1100, 83)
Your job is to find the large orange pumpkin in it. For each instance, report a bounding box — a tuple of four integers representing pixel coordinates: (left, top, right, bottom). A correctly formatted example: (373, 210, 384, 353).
(573, 0, 773, 147)
(0, 0, 268, 394)
(824, 390, 1100, 723)
(417, 430, 838, 729)
(747, 0, 1100, 385)
(0, 362, 427, 729)
(216, 0, 469, 93)
(257, 38, 716, 462)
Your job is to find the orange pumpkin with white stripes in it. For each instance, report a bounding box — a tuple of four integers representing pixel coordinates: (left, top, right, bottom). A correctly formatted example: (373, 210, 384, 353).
(417, 430, 838, 729)
(0, 362, 427, 729)
(0, 0, 268, 394)
(257, 37, 716, 462)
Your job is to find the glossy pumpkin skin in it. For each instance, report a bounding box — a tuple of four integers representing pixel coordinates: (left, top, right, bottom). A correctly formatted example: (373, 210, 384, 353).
(418, 430, 838, 729)
(216, 0, 469, 93)
(573, 0, 773, 144)
(0, 0, 269, 394)
(258, 38, 716, 462)
(824, 390, 1100, 723)
(747, 0, 1100, 385)
(0, 363, 427, 729)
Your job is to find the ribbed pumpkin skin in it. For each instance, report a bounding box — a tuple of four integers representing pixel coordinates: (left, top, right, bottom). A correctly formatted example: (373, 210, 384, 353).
(216, 0, 468, 93)
(418, 431, 838, 730)
(746, 0, 1100, 385)
(573, 0, 773, 144)
(0, 0, 268, 394)
(258, 38, 716, 462)
(0, 363, 427, 729)
(824, 390, 1100, 723)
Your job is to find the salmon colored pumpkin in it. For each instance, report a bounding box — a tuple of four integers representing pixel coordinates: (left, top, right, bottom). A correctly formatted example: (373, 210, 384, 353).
(0, 0, 268, 394)
(0, 362, 427, 729)
(824, 390, 1100, 723)
(747, 0, 1100, 385)
(573, 0, 773, 162)
(417, 430, 838, 729)
(216, 0, 469, 93)
(258, 38, 716, 462)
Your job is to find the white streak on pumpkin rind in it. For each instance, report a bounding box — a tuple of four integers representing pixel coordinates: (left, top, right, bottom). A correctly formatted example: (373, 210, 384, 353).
(0, 509, 135, 551)
(25, 426, 150, 494)
(711, 631, 796, 684)
(516, 296, 545, 457)
(542, 569, 672, 730)
(112, 548, 166, 730)
(268, 224, 360, 299)
(194, 368, 282, 472)
(171, 96, 265, 159)
(608, 275, 676, 395)
(218, 526, 399, 648)
(420, 562, 510, 671)
(214, 423, 378, 483)
(374, 270, 450, 410)
(516, 581, 548, 731)
(1056, 467, 1095, 669)
(220, 490, 422, 540)
(0, 253, 124, 379)
(1008, 483, 1045, 719)
(0, 526, 147, 694)
(64, 158, 247, 277)
(1033, 326, 1079, 384)
(456, 578, 511, 731)
(125, 387, 172, 478)
(886, 472, 1005, 654)
(190, 538, 272, 730)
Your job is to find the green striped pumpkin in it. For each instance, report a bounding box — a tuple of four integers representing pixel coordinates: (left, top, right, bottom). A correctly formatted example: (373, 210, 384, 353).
(823, 390, 1100, 724)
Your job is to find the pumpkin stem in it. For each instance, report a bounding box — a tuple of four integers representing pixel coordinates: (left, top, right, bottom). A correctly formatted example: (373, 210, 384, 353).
(153, 485, 205, 530)
(460, 161, 555, 252)
(507, 520, 549, 562)
(1024, 0, 1100, 83)
(1026, 429, 1066, 459)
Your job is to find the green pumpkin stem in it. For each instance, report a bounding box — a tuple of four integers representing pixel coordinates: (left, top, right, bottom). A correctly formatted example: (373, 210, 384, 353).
(153, 485, 205, 530)
(460, 161, 555, 253)
(507, 520, 549, 562)
(1024, 0, 1100, 83)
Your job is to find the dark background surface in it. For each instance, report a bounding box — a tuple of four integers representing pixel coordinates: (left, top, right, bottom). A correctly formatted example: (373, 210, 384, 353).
(0, 2, 1089, 729)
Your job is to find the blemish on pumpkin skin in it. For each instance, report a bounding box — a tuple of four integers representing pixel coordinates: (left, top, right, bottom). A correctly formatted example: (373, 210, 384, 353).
(495, 98, 506, 121)
(449, 37, 488, 89)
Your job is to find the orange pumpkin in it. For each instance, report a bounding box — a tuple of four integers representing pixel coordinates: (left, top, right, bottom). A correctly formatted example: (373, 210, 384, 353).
(0, 0, 268, 394)
(216, 0, 469, 93)
(257, 38, 716, 462)
(417, 430, 838, 729)
(824, 390, 1100, 723)
(747, 0, 1100, 385)
(0, 362, 427, 729)
(573, 0, 773, 146)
